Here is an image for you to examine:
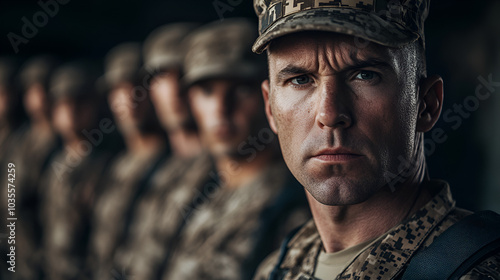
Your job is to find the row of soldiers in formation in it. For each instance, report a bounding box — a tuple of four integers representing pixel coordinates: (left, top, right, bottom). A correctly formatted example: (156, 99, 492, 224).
(0, 18, 312, 280)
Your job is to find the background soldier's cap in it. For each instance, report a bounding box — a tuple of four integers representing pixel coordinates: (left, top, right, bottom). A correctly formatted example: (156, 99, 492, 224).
(143, 22, 199, 72)
(103, 42, 142, 89)
(20, 55, 60, 90)
(50, 61, 100, 101)
(253, 0, 430, 54)
(183, 18, 267, 87)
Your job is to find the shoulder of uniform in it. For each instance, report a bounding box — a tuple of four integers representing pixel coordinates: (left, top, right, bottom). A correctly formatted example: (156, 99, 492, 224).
(253, 219, 320, 280)
(459, 252, 500, 280)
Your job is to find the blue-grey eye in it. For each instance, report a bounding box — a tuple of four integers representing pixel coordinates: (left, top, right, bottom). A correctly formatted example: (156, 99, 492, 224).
(355, 71, 376, 80)
(291, 75, 311, 85)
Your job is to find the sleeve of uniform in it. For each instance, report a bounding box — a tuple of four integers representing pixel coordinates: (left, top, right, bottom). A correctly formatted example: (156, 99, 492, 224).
(459, 253, 500, 280)
(253, 250, 281, 280)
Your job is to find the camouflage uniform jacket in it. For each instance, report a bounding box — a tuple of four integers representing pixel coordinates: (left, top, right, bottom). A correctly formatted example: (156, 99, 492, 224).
(110, 152, 214, 280)
(40, 149, 110, 280)
(253, 180, 500, 280)
(163, 161, 311, 280)
(87, 148, 167, 280)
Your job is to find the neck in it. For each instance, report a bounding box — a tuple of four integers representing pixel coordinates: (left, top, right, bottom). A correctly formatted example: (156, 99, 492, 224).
(168, 128, 202, 158)
(311, 150, 432, 253)
(215, 147, 277, 189)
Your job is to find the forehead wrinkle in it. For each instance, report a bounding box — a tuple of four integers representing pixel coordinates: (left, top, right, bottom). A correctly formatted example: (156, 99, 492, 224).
(318, 38, 397, 76)
(269, 33, 400, 82)
(272, 41, 320, 80)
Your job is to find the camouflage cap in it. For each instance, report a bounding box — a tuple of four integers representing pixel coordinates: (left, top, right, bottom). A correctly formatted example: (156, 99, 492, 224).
(50, 61, 100, 101)
(143, 22, 199, 72)
(183, 18, 267, 87)
(103, 42, 142, 89)
(20, 55, 60, 90)
(253, 0, 430, 54)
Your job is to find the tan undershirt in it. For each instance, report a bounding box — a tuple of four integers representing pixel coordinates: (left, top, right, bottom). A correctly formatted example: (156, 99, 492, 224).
(314, 234, 386, 279)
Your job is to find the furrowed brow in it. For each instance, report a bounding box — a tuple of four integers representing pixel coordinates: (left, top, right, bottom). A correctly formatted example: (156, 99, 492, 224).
(276, 65, 310, 82)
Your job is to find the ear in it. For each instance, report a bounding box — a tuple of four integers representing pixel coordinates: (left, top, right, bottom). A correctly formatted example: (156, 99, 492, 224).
(262, 80, 278, 134)
(416, 75, 444, 132)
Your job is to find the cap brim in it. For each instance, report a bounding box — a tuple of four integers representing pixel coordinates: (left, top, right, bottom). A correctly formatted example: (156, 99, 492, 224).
(182, 63, 265, 88)
(253, 8, 419, 54)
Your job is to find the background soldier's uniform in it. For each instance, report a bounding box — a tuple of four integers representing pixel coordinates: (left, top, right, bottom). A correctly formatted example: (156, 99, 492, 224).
(40, 149, 109, 280)
(87, 148, 167, 280)
(112, 153, 214, 280)
(162, 161, 310, 280)
(252, 181, 500, 280)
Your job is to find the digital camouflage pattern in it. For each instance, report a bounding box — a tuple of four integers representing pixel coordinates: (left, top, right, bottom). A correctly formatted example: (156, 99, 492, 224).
(252, 180, 500, 280)
(162, 161, 311, 280)
(111, 153, 214, 280)
(252, 0, 430, 53)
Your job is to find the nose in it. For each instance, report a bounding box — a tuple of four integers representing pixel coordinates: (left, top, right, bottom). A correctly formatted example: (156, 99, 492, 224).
(315, 78, 353, 129)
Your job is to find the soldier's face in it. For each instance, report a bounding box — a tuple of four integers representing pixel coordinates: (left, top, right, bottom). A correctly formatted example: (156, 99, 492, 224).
(188, 79, 266, 158)
(108, 83, 151, 134)
(24, 83, 49, 120)
(264, 33, 421, 206)
(53, 98, 95, 139)
(150, 70, 188, 131)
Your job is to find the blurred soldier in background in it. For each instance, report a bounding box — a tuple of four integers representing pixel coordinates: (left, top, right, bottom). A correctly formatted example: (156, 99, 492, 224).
(9, 56, 61, 280)
(39, 61, 111, 280)
(145, 23, 202, 158)
(161, 18, 310, 280)
(109, 23, 217, 279)
(85, 42, 169, 280)
(110, 23, 214, 280)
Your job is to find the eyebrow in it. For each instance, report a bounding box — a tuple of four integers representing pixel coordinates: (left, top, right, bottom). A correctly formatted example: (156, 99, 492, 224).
(277, 66, 310, 82)
(276, 57, 394, 82)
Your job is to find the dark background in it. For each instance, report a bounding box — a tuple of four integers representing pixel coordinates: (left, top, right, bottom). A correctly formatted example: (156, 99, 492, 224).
(1, 0, 499, 211)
